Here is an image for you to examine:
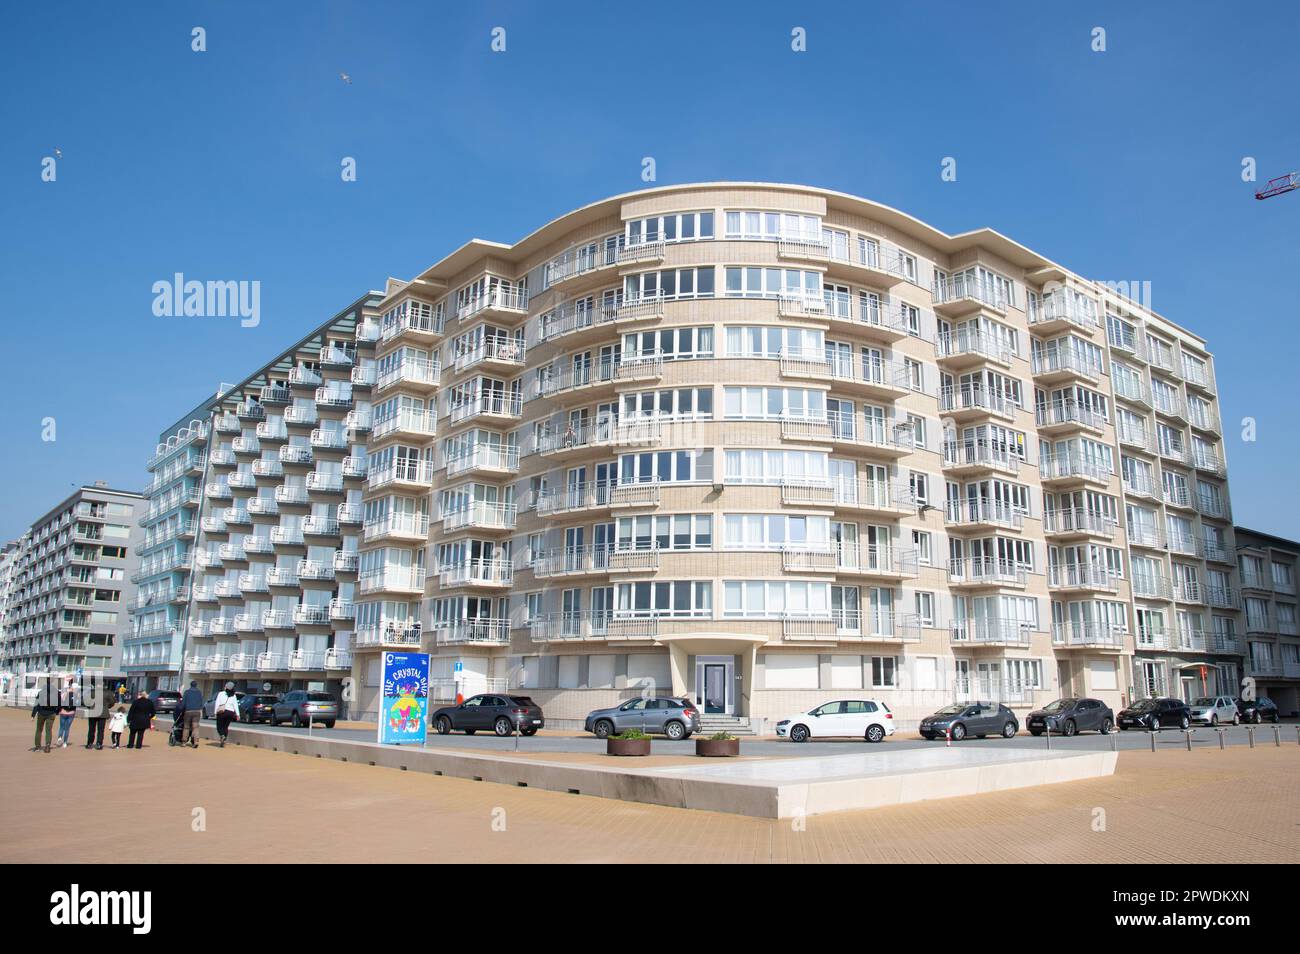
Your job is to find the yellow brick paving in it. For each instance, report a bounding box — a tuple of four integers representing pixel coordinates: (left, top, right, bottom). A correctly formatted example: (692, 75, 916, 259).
(1, 710, 1294, 863)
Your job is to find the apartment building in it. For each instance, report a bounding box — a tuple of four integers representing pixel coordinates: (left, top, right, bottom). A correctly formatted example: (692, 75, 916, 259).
(0, 484, 145, 685)
(1234, 527, 1300, 715)
(349, 183, 1240, 729)
(136, 294, 382, 702)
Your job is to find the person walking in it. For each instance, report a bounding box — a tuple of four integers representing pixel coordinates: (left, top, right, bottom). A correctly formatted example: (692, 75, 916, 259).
(214, 682, 240, 747)
(31, 685, 60, 753)
(180, 680, 204, 748)
(108, 702, 127, 749)
(83, 681, 110, 750)
(126, 690, 155, 749)
(56, 678, 77, 748)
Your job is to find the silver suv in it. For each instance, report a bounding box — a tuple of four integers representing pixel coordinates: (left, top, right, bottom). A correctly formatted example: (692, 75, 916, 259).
(584, 697, 701, 740)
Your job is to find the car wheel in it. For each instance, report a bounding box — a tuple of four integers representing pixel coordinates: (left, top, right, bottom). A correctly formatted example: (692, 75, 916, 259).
(1180, 716, 1190, 730)
(865, 724, 885, 743)
(435, 716, 452, 735)
(1232, 713, 1240, 726)
(1029, 729, 1042, 737)
(291, 711, 303, 728)
(1210, 714, 1218, 726)
(1271, 712, 1280, 724)
(1253, 711, 1262, 724)
(1063, 719, 1077, 738)
(593, 719, 614, 739)
(494, 717, 514, 737)
(1101, 718, 1114, 734)
(520, 728, 537, 736)
(270, 714, 279, 726)
(789, 724, 810, 743)
(464, 729, 476, 735)
(951, 723, 967, 741)
(1002, 721, 1017, 739)
(323, 721, 335, 729)
(663, 720, 686, 741)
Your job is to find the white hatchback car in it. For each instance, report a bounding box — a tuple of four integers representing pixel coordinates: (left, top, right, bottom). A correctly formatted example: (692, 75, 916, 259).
(776, 699, 895, 743)
(1188, 695, 1240, 726)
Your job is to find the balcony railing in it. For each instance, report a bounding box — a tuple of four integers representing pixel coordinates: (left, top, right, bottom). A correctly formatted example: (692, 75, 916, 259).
(448, 394, 522, 426)
(949, 617, 1033, 647)
(1051, 621, 1125, 650)
(435, 618, 511, 645)
(438, 558, 513, 587)
(1047, 563, 1121, 592)
(445, 445, 519, 478)
(1042, 508, 1116, 537)
(939, 385, 1015, 418)
(1039, 454, 1111, 483)
(945, 500, 1025, 530)
(946, 558, 1028, 587)
(377, 357, 440, 391)
(442, 500, 517, 532)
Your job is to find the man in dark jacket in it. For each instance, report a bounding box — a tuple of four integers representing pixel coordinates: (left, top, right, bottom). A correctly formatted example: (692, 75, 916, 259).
(180, 681, 204, 748)
(31, 680, 60, 753)
(83, 676, 110, 750)
(126, 691, 155, 748)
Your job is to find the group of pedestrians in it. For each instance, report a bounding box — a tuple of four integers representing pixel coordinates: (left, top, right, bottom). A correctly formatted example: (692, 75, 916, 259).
(29, 677, 241, 752)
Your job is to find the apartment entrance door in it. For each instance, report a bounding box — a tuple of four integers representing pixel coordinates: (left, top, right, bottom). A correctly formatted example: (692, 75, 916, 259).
(695, 656, 734, 715)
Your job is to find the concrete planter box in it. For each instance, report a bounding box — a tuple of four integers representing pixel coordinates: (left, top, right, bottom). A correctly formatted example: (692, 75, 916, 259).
(696, 737, 740, 757)
(606, 736, 651, 757)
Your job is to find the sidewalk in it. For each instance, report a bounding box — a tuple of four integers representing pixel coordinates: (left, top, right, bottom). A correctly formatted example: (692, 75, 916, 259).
(1, 709, 1295, 863)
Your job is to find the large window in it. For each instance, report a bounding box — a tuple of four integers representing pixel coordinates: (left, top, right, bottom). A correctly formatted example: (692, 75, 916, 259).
(626, 211, 714, 245)
(724, 449, 828, 484)
(724, 210, 821, 241)
(723, 580, 831, 617)
(616, 581, 712, 617)
(623, 267, 715, 301)
(723, 267, 822, 300)
(723, 387, 825, 421)
(723, 514, 831, 549)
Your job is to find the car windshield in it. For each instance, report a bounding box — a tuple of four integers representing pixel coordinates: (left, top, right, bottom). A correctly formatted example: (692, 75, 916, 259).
(1129, 700, 1157, 711)
(934, 705, 965, 715)
(1192, 697, 1216, 706)
(1042, 699, 1075, 712)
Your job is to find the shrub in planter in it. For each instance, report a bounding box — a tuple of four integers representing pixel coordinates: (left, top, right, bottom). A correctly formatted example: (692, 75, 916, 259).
(606, 728, 651, 757)
(695, 731, 740, 757)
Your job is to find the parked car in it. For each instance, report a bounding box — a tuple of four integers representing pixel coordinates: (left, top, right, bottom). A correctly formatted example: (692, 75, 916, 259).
(1236, 696, 1280, 724)
(239, 693, 279, 724)
(1188, 695, 1240, 726)
(270, 690, 338, 728)
(203, 689, 244, 719)
(147, 689, 182, 715)
(919, 702, 1019, 741)
(432, 694, 544, 737)
(1026, 697, 1115, 736)
(776, 699, 896, 743)
(584, 697, 700, 740)
(1117, 697, 1191, 730)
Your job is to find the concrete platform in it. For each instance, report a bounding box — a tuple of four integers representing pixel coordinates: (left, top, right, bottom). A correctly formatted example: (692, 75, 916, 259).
(191, 721, 1116, 819)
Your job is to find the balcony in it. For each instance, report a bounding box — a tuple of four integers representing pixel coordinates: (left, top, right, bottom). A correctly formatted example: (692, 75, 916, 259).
(209, 448, 236, 469)
(288, 649, 327, 671)
(218, 542, 247, 564)
(367, 459, 435, 492)
(821, 412, 913, 456)
(252, 459, 283, 480)
(228, 653, 258, 672)
(262, 609, 295, 630)
(1035, 400, 1105, 435)
(233, 612, 264, 634)
(949, 618, 1032, 648)
(297, 559, 336, 583)
(448, 394, 521, 428)
(442, 500, 517, 533)
(939, 385, 1016, 422)
(279, 445, 314, 467)
(283, 405, 318, 428)
(337, 503, 364, 526)
(936, 328, 1012, 367)
(247, 497, 279, 518)
(256, 421, 289, 443)
(1039, 454, 1111, 486)
(321, 344, 355, 369)
(1030, 347, 1100, 385)
(1193, 449, 1225, 478)
(821, 354, 913, 400)
(1051, 621, 1125, 651)
(363, 513, 430, 543)
(945, 500, 1025, 532)
(831, 478, 915, 515)
(435, 618, 511, 646)
(455, 286, 528, 324)
(379, 300, 443, 345)
(257, 652, 290, 673)
(237, 571, 268, 593)
(373, 407, 438, 442)
(274, 484, 310, 508)
(328, 598, 355, 621)
(357, 566, 425, 596)
(1116, 421, 1156, 454)
(309, 429, 349, 454)
(354, 624, 423, 649)
(615, 293, 666, 326)
(289, 366, 322, 388)
(781, 613, 923, 643)
(333, 551, 358, 575)
(377, 357, 440, 393)
(946, 558, 1029, 588)
(941, 439, 1022, 477)
(201, 515, 227, 535)
(1131, 574, 1173, 601)
(1027, 289, 1099, 334)
(453, 338, 526, 375)
(533, 546, 611, 579)
(305, 471, 344, 495)
(214, 414, 241, 435)
(266, 567, 300, 588)
(445, 445, 519, 479)
(293, 604, 331, 627)
(205, 481, 232, 500)
(782, 544, 918, 579)
(1206, 585, 1238, 609)
(933, 276, 1008, 317)
(1042, 508, 1116, 539)
(775, 293, 826, 320)
(537, 418, 661, 458)
(351, 365, 377, 388)
(438, 558, 513, 588)
(1048, 563, 1121, 593)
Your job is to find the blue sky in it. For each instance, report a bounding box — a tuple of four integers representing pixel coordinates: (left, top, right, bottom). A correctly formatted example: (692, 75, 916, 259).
(1, 0, 1297, 539)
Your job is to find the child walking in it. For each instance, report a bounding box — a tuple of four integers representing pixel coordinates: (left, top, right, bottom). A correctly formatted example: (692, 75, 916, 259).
(108, 703, 128, 749)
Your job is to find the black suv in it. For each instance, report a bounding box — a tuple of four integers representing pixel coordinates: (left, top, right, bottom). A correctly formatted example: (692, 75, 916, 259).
(1236, 696, 1280, 724)
(1117, 697, 1190, 730)
(919, 702, 1018, 741)
(1026, 697, 1115, 736)
(432, 694, 545, 737)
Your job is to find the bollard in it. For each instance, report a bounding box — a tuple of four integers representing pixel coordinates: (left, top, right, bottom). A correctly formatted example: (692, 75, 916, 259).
(1045, 722, 1051, 751)
(1109, 729, 1117, 752)
(1274, 725, 1281, 747)
(1150, 729, 1157, 752)
(945, 724, 951, 748)
(1247, 726, 1255, 749)
(1218, 728, 1225, 751)
(1184, 728, 1193, 752)
(1295, 725, 1299, 747)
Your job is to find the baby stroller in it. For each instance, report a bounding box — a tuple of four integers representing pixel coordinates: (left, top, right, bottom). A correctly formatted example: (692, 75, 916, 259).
(167, 707, 187, 747)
